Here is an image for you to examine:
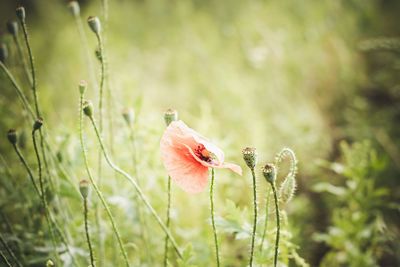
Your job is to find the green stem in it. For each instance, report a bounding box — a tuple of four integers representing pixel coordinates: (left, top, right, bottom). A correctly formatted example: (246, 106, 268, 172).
(88, 116, 183, 258)
(12, 144, 40, 196)
(0, 234, 23, 267)
(79, 94, 130, 267)
(249, 168, 257, 267)
(83, 197, 96, 267)
(260, 188, 271, 252)
(32, 130, 59, 263)
(0, 249, 12, 267)
(163, 176, 172, 267)
(210, 168, 220, 267)
(270, 183, 280, 267)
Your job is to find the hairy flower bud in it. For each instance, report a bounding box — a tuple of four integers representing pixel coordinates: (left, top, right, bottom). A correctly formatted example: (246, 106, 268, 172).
(33, 117, 43, 131)
(6, 20, 18, 36)
(7, 129, 17, 145)
(79, 180, 90, 198)
(87, 16, 101, 34)
(262, 163, 276, 184)
(0, 43, 8, 63)
(79, 80, 87, 95)
(164, 109, 178, 126)
(16, 6, 26, 22)
(83, 100, 94, 118)
(68, 1, 80, 16)
(242, 147, 257, 169)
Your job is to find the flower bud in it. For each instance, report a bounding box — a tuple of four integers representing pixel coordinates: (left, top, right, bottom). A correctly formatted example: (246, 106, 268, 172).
(262, 163, 276, 184)
(6, 20, 18, 36)
(46, 259, 54, 267)
(164, 109, 178, 126)
(87, 16, 101, 34)
(83, 100, 94, 118)
(68, 1, 80, 16)
(7, 129, 17, 145)
(0, 43, 8, 63)
(79, 80, 87, 95)
(242, 147, 257, 169)
(279, 176, 296, 203)
(122, 108, 134, 125)
(16, 6, 26, 22)
(33, 117, 43, 131)
(79, 180, 90, 198)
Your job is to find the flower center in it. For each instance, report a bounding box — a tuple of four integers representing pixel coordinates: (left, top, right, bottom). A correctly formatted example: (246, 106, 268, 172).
(194, 144, 213, 163)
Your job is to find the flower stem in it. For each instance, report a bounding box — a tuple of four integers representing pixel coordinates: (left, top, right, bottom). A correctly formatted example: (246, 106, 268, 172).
(163, 175, 172, 267)
(83, 196, 96, 267)
(79, 94, 130, 267)
(210, 168, 220, 267)
(0, 249, 12, 267)
(88, 116, 183, 258)
(270, 182, 280, 267)
(259, 188, 271, 252)
(249, 168, 257, 267)
(0, 234, 23, 267)
(11, 34, 32, 85)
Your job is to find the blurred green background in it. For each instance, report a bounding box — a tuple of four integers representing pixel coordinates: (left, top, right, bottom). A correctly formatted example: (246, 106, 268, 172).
(0, 0, 399, 266)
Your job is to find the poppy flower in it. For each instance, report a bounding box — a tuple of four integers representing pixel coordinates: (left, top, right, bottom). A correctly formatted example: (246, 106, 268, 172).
(160, 120, 242, 193)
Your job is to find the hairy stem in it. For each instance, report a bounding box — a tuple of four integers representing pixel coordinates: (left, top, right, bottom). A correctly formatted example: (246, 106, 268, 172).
(88, 116, 183, 258)
(163, 176, 172, 266)
(210, 168, 220, 267)
(79, 94, 130, 267)
(249, 168, 257, 267)
(270, 183, 280, 267)
(83, 197, 96, 267)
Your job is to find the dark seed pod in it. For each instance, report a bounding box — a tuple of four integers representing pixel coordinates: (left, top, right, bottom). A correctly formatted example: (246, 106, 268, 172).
(7, 129, 17, 145)
(242, 147, 257, 169)
(83, 100, 94, 118)
(79, 180, 90, 198)
(6, 20, 18, 36)
(16, 6, 26, 22)
(33, 117, 43, 131)
(262, 163, 276, 184)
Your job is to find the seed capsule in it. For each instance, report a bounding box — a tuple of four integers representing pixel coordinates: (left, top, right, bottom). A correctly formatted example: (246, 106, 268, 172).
(87, 16, 101, 34)
(242, 147, 257, 169)
(83, 100, 94, 118)
(6, 20, 18, 36)
(16, 6, 26, 22)
(79, 80, 87, 95)
(33, 117, 43, 131)
(262, 163, 276, 184)
(0, 43, 8, 63)
(7, 129, 17, 145)
(164, 109, 178, 126)
(79, 180, 90, 198)
(68, 1, 80, 16)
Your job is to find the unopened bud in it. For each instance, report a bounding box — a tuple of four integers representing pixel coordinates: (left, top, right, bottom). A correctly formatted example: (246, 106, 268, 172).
(79, 180, 90, 198)
(279, 176, 296, 203)
(83, 100, 94, 118)
(87, 16, 101, 34)
(79, 80, 87, 95)
(33, 117, 43, 131)
(68, 1, 80, 16)
(242, 147, 257, 169)
(16, 6, 26, 22)
(0, 43, 8, 63)
(262, 163, 276, 184)
(164, 109, 178, 126)
(6, 21, 18, 36)
(122, 108, 134, 125)
(46, 259, 54, 267)
(7, 129, 17, 145)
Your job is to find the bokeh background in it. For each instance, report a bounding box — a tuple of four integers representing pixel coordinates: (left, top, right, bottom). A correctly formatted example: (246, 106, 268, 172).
(0, 0, 399, 266)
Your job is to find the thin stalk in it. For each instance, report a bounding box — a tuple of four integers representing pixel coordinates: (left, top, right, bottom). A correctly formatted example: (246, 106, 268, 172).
(163, 176, 172, 266)
(270, 183, 280, 267)
(79, 95, 130, 267)
(0, 234, 23, 267)
(260, 188, 271, 252)
(83, 197, 96, 267)
(12, 35, 32, 85)
(0, 249, 12, 267)
(210, 168, 220, 267)
(88, 116, 183, 258)
(12, 144, 40, 196)
(249, 168, 257, 267)
(32, 130, 59, 263)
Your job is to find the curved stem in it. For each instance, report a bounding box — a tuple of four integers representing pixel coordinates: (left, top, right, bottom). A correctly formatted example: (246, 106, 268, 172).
(260, 188, 271, 252)
(88, 116, 183, 258)
(270, 183, 280, 267)
(12, 145, 40, 196)
(83, 197, 96, 267)
(79, 94, 130, 267)
(163, 176, 172, 266)
(210, 168, 220, 267)
(249, 168, 257, 267)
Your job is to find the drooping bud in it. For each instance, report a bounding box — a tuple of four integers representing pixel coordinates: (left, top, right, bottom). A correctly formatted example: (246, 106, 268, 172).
(242, 147, 257, 169)
(33, 117, 43, 131)
(262, 163, 276, 184)
(0, 43, 8, 63)
(122, 108, 134, 125)
(279, 176, 296, 203)
(79, 80, 87, 95)
(46, 259, 54, 267)
(87, 16, 101, 34)
(6, 20, 18, 36)
(16, 6, 26, 22)
(7, 129, 17, 145)
(68, 1, 80, 16)
(83, 100, 94, 118)
(164, 109, 178, 126)
(79, 180, 90, 198)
